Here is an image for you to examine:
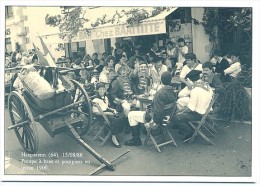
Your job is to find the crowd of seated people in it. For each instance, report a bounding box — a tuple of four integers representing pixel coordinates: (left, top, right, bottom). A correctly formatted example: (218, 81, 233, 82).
(56, 40, 242, 148)
(6, 39, 242, 149)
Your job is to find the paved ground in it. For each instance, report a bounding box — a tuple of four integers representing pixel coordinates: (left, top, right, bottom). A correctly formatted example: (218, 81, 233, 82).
(3, 106, 253, 182)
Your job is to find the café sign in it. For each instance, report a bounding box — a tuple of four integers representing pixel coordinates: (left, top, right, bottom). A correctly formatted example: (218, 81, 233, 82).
(66, 20, 166, 42)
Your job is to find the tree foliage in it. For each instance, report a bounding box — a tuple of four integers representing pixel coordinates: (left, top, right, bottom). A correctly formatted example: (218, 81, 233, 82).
(191, 8, 252, 55)
(45, 7, 171, 39)
(226, 8, 252, 32)
(218, 80, 251, 121)
(45, 7, 89, 39)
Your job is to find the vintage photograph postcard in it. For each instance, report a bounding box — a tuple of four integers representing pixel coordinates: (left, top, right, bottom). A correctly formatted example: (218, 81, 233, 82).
(1, 0, 259, 184)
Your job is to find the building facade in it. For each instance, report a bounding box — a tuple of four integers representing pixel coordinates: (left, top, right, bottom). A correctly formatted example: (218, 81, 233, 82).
(5, 6, 251, 65)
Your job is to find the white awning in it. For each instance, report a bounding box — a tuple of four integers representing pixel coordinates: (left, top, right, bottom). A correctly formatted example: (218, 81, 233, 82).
(65, 7, 177, 42)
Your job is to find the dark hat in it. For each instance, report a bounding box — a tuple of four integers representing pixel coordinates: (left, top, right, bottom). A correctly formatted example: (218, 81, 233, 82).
(185, 70, 202, 81)
(96, 82, 106, 90)
(93, 59, 100, 65)
(177, 38, 185, 43)
(155, 56, 164, 63)
(139, 60, 147, 65)
(184, 53, 196, 60)
(161, 71, 172, 85)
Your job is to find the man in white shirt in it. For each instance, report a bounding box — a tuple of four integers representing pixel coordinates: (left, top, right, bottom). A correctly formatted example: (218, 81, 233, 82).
(176, 38, 188, 69)
(224, 51, 241, 81)
(166, 41, 178, 61)
(171, 70, 213, 142)
(150, 57, 168, 92)
(178, 53, 202, 89)
(150, 56, 168, 88)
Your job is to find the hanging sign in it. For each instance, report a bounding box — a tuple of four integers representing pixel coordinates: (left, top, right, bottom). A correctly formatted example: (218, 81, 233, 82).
(65, 20, 166, 42)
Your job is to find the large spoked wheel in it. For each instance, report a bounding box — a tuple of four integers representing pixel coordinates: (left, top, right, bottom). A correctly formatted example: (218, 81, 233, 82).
(8, 91, 39, 153)
(70, 80, 93, 136)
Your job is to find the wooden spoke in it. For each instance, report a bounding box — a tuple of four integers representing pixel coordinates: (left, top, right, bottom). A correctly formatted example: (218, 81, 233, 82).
(70, 80, 93, 136)
(8, 91, 39, 153)
(11, 109, 20, 119)
(25, 128, 29, 149)
(11, 101, 19, 113)
(21, 127, 25, 143)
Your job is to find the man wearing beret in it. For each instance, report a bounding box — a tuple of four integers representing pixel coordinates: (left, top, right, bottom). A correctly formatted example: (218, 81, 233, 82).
(177, 53, 203, 108)
(125, 71, 177, 146)
(172, 69, 214, 142)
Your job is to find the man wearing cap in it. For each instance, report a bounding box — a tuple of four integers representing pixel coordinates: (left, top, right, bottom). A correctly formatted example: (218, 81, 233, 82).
(177, 53, 202, 104)
(172, 69, 213, 142)
(125, 71, 177, 146)
(177, 70, 202, 110)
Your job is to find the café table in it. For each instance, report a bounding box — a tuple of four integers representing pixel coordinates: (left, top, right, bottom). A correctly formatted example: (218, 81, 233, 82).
(137, 94, 153, 111)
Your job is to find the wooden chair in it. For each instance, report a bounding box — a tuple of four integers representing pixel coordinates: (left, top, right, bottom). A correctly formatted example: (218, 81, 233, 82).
(188, 94, 219, 145)
(144, 102, 177, 152)
(91, 102, 112, 146)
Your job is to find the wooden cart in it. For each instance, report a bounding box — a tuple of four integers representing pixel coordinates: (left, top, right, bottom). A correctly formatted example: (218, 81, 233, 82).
(7, 66, 129, 175)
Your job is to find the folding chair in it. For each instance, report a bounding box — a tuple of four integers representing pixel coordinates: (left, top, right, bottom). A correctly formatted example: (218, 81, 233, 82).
(91, 102, 112, 146)
(188, 94, 219, 145)
(144, 102, 177, 152)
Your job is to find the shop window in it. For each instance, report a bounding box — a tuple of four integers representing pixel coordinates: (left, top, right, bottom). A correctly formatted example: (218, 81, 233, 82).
(5, 38, 11, 44)
(5, 6, 13, 18)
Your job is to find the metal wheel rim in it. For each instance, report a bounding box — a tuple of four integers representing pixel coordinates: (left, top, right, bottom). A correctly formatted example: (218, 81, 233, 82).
(8, 91, 39, 153)
(70, 80, 93, 135)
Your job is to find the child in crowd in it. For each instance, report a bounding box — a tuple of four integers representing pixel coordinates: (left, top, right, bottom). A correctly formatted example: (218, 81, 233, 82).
(92, 82, 127, 148)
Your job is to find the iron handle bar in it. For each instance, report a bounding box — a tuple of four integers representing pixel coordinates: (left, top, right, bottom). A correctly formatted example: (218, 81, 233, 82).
(8, 100, 84, 130)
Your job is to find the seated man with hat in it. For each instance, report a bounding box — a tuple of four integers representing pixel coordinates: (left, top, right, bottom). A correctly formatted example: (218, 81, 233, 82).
(124, 71, 177, 146)
(177, 53, 202, 109)
(171, 69, 214, 142)
(177, 70, 202, 110)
